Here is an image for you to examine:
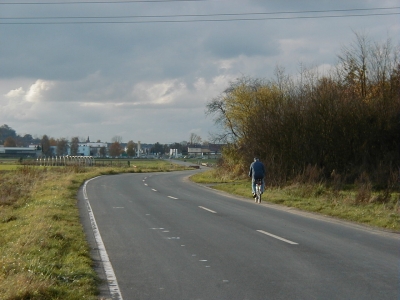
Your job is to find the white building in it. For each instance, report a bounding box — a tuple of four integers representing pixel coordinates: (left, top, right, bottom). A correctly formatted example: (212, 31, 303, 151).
(67, 142, 107, 157)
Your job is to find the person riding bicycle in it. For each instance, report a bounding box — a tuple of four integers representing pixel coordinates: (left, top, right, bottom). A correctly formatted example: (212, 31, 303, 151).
(249, 157, 266, 198)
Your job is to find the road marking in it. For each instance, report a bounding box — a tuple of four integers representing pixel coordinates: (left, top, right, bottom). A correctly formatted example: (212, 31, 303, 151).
(168, 196, 178, 199)
(199, 206, 217, 214)
(144, 183, 148, 186)
(257, 230, 298, 245)
(84, 178, 124, 300)
(151, 189, 157, 192)
(113, 207, 124, 209)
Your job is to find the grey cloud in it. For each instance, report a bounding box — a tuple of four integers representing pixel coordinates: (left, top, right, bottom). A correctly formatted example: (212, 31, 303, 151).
(203, 25, 280, 59)
(0, 0, 398, 143)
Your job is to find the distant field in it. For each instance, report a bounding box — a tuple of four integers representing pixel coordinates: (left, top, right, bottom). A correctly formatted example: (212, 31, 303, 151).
(0, 157, 194, 169)
(0, 165, 19, 171)
(0, 159, 23, 170)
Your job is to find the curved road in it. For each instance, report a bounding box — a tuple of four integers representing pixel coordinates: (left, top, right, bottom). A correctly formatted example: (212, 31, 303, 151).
(78, 169, 399, 300)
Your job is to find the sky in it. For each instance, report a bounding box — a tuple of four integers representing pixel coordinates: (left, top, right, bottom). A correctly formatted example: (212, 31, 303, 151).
(1, 0, 399, 144)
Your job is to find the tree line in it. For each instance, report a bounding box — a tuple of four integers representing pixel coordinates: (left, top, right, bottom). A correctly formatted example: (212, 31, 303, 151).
(207, 33, 399, 189)
(0, 124, 41, 147)
(1, 124, 206, 158)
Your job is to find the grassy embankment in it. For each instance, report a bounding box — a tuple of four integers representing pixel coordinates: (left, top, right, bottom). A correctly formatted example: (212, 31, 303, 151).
(190, 168, 400, 231)
(0, 160, 190, 300)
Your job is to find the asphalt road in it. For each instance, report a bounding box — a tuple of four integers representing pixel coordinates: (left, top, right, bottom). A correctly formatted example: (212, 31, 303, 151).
(78, 169, 399, 300)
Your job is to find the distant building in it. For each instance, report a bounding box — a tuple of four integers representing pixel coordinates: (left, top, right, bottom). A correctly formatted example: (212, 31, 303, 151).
(0, 145, 41, 158)
(187, 144, 225, 157)
(170, 149, 180, 157)
(67, 142, 107, 157)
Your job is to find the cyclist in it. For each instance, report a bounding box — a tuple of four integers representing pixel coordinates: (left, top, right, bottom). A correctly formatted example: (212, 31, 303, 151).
(249, 157, 266, 198)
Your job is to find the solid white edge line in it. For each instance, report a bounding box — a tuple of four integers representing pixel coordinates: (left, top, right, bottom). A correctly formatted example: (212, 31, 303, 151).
(84, 178, 124, 300)
(257, 230, 298, 245)
(198, 206, 217, 214)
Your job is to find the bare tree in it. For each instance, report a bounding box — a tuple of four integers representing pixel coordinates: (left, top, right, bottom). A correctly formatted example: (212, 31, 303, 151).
(99, 146, 107, 157)
(70, 137, 79, 156)
(189, 133, 202, 145)
(112, 136, 123, 143)
(109, 142, 122, 157)
(49, 137, 57, 146)
(56, 138, 68, 156)
(4, 136, 16, 147)
(41, 135, 52, 156)
(337, 32, 370, 98)
(126, 140, 136, 157)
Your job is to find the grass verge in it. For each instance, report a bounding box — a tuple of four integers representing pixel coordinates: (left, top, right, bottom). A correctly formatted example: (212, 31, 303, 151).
(190, 169, 400, 231)
(0, 162, 190, 300)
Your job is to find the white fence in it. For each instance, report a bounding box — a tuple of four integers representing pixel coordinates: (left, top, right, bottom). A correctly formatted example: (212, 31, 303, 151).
(36, 156, 94, 166)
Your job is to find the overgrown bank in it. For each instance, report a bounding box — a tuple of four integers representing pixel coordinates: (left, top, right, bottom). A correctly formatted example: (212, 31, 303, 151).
(202, 33, 399, 230)
(0, 162, 189, 300)
(190, 168, 400, 231)
(206, 33, 399, 190)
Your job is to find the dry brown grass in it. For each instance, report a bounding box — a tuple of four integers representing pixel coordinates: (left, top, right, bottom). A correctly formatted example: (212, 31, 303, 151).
(1, 161, 193, 300)
(191, 169, 400, 231)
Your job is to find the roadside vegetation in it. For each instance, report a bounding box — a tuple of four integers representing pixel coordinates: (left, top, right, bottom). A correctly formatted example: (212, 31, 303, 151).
(190, 169, 399, 231)
(203, 33, 399, 230)
(0, 161, 190, 300)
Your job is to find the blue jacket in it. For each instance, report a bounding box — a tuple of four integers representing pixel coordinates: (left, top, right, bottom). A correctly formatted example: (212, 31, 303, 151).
(249, 160, 266, 179)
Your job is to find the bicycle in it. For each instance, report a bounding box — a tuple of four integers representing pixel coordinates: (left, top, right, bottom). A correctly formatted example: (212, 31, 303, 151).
(255, 178, 262, 203)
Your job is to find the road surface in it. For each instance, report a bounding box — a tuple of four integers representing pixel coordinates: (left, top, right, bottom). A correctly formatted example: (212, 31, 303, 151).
(78, 169, 399, 300)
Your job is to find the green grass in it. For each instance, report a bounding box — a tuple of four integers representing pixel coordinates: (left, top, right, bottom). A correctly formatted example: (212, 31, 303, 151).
(0, 167, 97, 299)
(190, 170, 400, 231)
(0, 162, 193, 299)
(0, 165, 19, 171)
(0, 159, 22, 171)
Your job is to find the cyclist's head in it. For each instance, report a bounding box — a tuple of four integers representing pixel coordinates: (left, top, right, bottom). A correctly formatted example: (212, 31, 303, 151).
(254, 157, 259, 162)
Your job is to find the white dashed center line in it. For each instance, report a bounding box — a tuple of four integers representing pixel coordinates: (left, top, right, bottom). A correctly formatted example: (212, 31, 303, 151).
(168, 196, 178, 199)
(257, 230, 298, 245)
(198, 206, 217, 214)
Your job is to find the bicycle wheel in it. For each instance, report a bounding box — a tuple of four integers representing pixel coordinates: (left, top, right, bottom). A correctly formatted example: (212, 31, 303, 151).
(256, 184, 261, 203)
